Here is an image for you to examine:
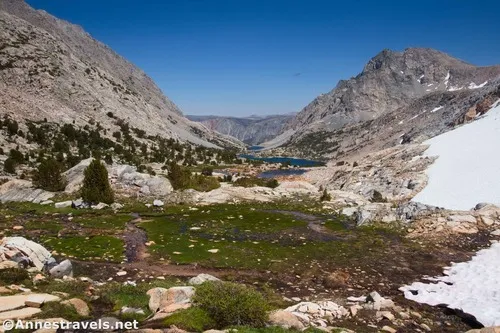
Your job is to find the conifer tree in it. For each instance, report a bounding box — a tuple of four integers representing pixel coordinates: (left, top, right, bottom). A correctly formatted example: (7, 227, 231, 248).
(81, 159, 114, 204)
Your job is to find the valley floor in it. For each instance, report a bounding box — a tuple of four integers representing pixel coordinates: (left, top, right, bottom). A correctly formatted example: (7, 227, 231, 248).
(0, 199, 494, 332)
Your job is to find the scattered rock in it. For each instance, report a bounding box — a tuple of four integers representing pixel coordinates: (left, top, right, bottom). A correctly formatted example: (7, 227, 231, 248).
(147, 286, 195, 313)
(491, 230, 500, 236)
(111, 203, 124, 210)
(116, 271, 127, 276)
(153, 199, 164, 207)
(381, 326, 397, 333)
(269, 310, 305, 330)
(55, 201, 72, 209)
(188, 273, 220, 285)
(61, 298, 90, 316)
(377, 311, 395, 321)
(120, 306, 145, 316)
(92, 202, 109, 210)
(49, 259, 73, 278)
(0, 260, 19, 270)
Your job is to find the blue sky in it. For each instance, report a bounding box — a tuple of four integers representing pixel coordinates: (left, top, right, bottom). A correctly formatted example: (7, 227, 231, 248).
(26, 0, 500, 116)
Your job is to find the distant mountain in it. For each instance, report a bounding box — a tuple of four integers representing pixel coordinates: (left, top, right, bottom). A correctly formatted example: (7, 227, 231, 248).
(265, 48, 500, 159)
(187, 114, 294, 145)
(0, 0, 241, 149)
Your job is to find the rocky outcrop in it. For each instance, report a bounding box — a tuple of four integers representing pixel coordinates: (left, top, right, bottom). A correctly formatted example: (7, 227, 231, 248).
(0, 179, 54, 203)
(147, 286, 195, 320)
(64, 158, 173, 197)
(165, 181, 318, 205)
(306, 144, 434, 202)
(0, 237, 52, 270)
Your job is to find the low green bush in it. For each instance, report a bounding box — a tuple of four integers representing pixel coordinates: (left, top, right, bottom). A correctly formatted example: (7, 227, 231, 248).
(0, 268, 29, 284)
(194, 281, 268, 328)
(163, 307, 216, 332)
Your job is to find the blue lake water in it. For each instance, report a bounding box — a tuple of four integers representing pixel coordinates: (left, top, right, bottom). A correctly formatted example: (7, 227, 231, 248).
(258, 169, 307, 178)
(239, 154, 324, 167)
(248, 146, 264, 151)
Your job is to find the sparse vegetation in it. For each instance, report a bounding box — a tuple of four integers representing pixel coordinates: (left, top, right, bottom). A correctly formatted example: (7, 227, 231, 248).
(370, 190, 387, 203)
(233, 177, 279, 188)
(33, 157, 67, 191)
(195, 281, 268, 328)
(0, 268, 29, 284)
(168, 162, 220, 192)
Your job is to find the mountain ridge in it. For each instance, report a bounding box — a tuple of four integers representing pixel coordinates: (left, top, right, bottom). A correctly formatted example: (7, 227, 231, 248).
(187, 114, 294, 145)
(266, 48, 500, 159)
(0, 0, 242, 149)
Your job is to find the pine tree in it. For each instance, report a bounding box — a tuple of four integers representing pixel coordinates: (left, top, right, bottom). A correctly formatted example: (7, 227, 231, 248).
(81, 159, 114, 204)
(34, 158, 67, 192)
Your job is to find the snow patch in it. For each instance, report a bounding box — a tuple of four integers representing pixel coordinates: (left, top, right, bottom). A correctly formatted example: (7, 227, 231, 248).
(400, 242, 500, 327)
(448, 85, 463, 92)
(412, 103, 500, 210)
(430, 106, 443, 113)
(444, 71, 450, 87)
(469, 81, 488, 89)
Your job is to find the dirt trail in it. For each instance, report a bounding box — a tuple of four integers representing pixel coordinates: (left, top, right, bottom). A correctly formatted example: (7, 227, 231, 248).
(123, 213, 148, 262)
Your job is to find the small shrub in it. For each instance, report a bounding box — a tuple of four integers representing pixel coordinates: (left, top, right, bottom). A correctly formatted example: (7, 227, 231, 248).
(38, 302, 84, 321)
(265, 179, 279, 189)
(234, 177, 279, 189)
(3, 157, 16, 174)
(320, 189, 331, 202)
(81, 159, 114, 204)
(201, 167, 213, 176)
(370, 190, 387, 203)
(163, 307, 216, 332)
(0, 268, 29, 284)
(9, 149, 24, 164)
(194, 281, 268, 328)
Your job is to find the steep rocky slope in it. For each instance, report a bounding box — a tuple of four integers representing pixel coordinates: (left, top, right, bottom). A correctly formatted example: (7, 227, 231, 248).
(187, 114, 294, 145)
(0, 0, 241, 149)
(265, 48, 500, 159)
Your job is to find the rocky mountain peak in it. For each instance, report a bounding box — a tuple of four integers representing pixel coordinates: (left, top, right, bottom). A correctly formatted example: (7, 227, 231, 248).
(279, 47, 500, 138)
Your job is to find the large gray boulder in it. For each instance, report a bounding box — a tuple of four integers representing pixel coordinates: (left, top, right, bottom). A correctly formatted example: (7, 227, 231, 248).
(147, 286, 195, 313)
(49, 259, 73, 278)
(0, 237, 52, 270)
(188, 273, 220, 285)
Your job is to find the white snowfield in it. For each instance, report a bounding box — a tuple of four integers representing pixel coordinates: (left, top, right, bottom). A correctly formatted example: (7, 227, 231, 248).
(400, 242, 500, 327)
(412, 102, 500, 210)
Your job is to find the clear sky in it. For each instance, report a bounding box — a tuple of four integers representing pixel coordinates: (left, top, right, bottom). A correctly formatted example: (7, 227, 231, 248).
(26, 0, 500, 116)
